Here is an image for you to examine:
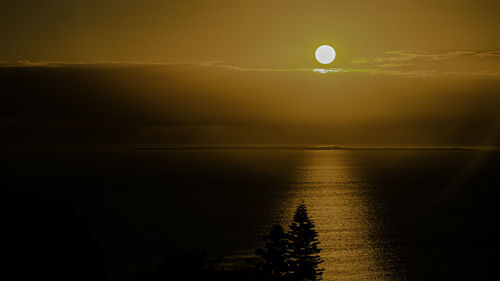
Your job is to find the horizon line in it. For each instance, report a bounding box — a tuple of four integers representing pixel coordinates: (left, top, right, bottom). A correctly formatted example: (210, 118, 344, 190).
(1, 144, 498, 151)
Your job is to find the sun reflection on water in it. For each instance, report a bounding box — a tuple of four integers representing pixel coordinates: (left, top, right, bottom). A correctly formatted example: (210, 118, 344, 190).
(283, 151, 390, 281)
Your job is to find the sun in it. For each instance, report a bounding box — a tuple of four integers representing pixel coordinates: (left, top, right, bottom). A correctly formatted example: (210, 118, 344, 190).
(315, 45, 336, 65)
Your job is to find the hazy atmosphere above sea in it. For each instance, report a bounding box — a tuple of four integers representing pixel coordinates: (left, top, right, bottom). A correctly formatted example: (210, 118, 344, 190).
(1, 1, 500, 281)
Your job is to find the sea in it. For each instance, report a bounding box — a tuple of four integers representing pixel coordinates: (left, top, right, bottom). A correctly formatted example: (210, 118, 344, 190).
(2, 146, 498, 280)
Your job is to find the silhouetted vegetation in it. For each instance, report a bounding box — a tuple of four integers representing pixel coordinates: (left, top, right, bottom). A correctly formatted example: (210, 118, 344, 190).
(122, 248, 289, 281)
(120, 203, 323, 281)
(255, 225, 290, 276)
(0, 188, 105, 281)
(288, 203, 324, 280)
(252, 203, 324, 281)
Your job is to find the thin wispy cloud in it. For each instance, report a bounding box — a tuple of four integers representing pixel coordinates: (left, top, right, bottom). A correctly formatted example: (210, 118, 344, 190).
(352, 50, 500, 65)
(347, 50, 500, 77)
(2, 51, 500, 78)
(0, 60, 227, 68)
(312, 68, 350, 74)
(375, 63, 413, 68)
(475, 51, 500, 58)
(376, 51, 476, 62)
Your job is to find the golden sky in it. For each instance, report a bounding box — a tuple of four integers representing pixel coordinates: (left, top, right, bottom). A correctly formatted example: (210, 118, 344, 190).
(1, 0, 500, 65)
(1, 0, 500, 146)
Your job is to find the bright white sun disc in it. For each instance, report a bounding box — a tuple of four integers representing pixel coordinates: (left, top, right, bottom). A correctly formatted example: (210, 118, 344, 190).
(315, 45, 336, 64)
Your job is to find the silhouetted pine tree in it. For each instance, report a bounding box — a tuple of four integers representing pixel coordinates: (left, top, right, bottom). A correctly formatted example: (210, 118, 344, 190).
(287, 203, 324, 281)
(256, 225, 290, 277)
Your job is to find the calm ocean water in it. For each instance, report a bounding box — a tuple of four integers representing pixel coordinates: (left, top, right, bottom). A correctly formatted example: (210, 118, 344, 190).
(2, 148, 499, 280)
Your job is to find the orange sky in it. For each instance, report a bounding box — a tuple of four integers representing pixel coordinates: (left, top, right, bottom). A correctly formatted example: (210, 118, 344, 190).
(1, 0, 500, 65)
(1, 0, 500, 146)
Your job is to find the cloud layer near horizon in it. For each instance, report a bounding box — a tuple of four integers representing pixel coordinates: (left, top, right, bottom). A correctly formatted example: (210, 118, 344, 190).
(2, 49, 500, 78)
(1, 59, 499, 146)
